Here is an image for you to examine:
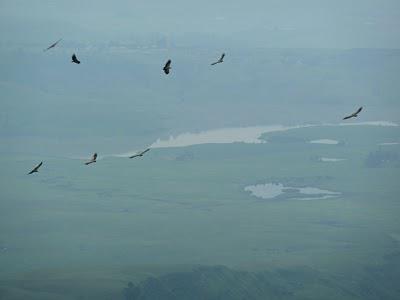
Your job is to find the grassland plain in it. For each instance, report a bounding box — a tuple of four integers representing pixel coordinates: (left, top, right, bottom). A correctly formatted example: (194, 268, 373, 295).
(0, 125, 399, 299)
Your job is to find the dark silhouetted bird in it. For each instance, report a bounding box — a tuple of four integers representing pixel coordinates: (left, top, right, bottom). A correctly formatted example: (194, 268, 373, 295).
(211, 53, 225, 65)
(129, 148, 150, 159)
(28, 162, 43, 174)
(163, 59, 171, 74)
(85, 153, 97, 165)
(44, 39, 62, 52)
(71, 53, 80, 64)
(343, 107, 363, 120)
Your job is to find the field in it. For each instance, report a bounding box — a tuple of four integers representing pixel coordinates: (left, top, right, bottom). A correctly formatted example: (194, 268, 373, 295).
(1, 124, 399, 299)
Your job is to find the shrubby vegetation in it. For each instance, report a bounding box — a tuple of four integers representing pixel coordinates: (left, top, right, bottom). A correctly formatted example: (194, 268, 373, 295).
(121, 258, 400, 300)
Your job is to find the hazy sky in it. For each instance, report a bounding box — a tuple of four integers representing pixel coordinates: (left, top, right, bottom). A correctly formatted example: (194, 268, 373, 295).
(1, 0, 400, 48)
(1, 0, 400, 156)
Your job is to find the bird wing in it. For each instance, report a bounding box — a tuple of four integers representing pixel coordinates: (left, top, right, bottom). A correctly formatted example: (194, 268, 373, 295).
(130, 149, 150, 158)
(211, 53, 225, 65)
(85, 153, 97, 164)
(33, 162, 43, 171)
(140, 148, 150, 155)
(44, 45, 54, 51)
(72, 53, 80, 63)
(343, 106, 362, 120)
(51, 39, 62, 48)
(44, 39, 62, 51)
(165, 60, 171, 68)
(29, 161, 42, 173)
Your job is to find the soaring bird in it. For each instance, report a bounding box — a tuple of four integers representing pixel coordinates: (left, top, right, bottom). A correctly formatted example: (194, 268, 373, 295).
(211, 53, 225, 65)
(163, 59, 171, 74)
(343, 107, 363, 120)
(71, 53, 81, 64)
(129, 148, 150, 159)
(44, 39, 62, 52)
(85, 153, 97, 165)
(28, 162, 43, 175)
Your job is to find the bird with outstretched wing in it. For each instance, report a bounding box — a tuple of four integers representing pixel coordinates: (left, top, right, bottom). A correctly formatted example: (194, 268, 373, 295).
(343, 107, 363, 120)
(43, 39, 62, 52)
(85, 153, 97, 165)
(71, 53, 81, 64)
(129, 148, 151, 159)
(211, 53, 225, 65)
(163, 59, 171, 74)
(28, 162, 43, 174)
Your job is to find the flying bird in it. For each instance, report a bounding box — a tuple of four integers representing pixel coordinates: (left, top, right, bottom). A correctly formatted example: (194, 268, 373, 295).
(85, 153, 97, 165)
(43, 39, 62, 52)
(211, 53, 225, 65)
(163, 59, 171, 74)
(28, 162, 43, 175)
(129, 148, 150, 159)
(71, 53, 81, 64)
(343, 107, 363, 120)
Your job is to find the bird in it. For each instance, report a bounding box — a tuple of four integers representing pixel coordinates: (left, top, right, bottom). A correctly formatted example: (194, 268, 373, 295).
(343, 107, 363, 120)
(43, 39, 62, 52)
(211, 53, 225, 65)
(129, 148, 150, 159)
(85, 153, 97, 165)
(71, 53, 81, 64)
(28, 162, 43, 175)
(163, 59, 171, 74)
